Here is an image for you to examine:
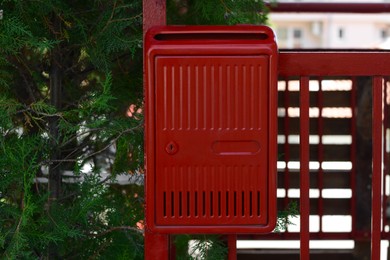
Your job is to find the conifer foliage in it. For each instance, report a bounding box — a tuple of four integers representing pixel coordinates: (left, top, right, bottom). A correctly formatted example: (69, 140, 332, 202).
(167, 0, 269, 25)
(0, 1, 144, 258)
(0, 0, 271, 258)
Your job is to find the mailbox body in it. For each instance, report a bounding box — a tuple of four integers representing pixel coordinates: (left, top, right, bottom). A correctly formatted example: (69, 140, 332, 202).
(145, 25, 277, 234)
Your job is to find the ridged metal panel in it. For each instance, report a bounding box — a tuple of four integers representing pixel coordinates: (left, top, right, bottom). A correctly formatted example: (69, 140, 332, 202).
(155, 56, 269, 226)
(157, 57, 266, 131)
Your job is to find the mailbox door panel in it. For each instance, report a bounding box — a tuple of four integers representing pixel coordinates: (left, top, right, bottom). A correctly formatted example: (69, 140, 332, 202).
(154, 56, 270, 227)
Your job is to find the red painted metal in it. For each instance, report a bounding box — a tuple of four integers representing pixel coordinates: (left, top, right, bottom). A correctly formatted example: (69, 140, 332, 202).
(317, 78, 324, 234)
(268, 2, 390, 13)
(279, 52, 390, 77)
(142, 2, 390, 258)
(371, 76, 383, 260)
(144, 49, 389, 257)
(241, 231, 372, 240)
(383, 80, 389, 228)
(350, 77, 357, 238)
(143, 0, 166, 34)
(237, 51, 388, 257)
(274, 52, 387, 258)
(145, 25, 278, 234)
(300, 76, 310, 260)
(144, 232, 169, 260)
(143, 1, 167, 260)
(282, 79, 291, 223)
(228, 234, 237, 260)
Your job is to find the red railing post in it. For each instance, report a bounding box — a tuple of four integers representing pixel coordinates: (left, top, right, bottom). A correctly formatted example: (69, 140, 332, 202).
(143, 1, 168, 260)
(228, 234, 237, 260)
(317, 78, 324, 234)
(300, 76, 310, 260)
(143, 0, 166, 33)
(350, 77, 357, 238)
(144, 232, 170, 260)
(371, 76, 383, 260)
(283, 79, 291, 212)
(383, 79, 389, 228)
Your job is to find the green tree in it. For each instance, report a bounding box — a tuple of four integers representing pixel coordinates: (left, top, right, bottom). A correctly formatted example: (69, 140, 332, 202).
(0, 1, 144, 258)
(167, 0, 269, 25)
(0, 0, 271, 258)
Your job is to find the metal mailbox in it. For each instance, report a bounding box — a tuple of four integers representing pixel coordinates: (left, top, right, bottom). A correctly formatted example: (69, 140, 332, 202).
(145, 25, 278, 234)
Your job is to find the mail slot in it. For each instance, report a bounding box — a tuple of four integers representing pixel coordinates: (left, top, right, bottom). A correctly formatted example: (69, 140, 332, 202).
(144, 25, 278, 234)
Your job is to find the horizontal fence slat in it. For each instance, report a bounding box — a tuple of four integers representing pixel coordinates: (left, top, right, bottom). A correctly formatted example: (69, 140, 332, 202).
(277, 198, 350, 215)
(279, 52, 390, 77)
(238, 232, 367, 240)
(278, 91, 351, 107)
(278, 118, 351, 135)
(278, 171, 351, 189)
(278, 144, 351, 161)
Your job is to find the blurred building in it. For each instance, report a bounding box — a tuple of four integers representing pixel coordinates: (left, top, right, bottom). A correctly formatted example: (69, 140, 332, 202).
(269, 0, 390, 49)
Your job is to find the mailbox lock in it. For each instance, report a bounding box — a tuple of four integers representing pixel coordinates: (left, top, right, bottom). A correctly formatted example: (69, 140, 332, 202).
(166, 141, 178, 155)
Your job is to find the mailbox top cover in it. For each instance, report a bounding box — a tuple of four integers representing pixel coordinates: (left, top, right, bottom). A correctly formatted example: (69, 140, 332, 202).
(145, 25, 278, 234)
(145, 25, 277, 56)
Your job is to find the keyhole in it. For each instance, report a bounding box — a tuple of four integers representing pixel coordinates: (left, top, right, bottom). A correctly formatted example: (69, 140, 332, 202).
(166, 141, 178, 155)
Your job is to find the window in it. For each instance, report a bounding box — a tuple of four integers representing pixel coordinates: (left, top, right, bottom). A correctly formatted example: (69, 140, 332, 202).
(338, 28, 344, 39)
(277, 28, 288, 41)
(381, 29, 388, 39)
(293, 29, 302, 39)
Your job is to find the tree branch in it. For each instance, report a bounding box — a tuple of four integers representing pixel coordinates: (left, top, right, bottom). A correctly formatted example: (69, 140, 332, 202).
(81, 121, 143, 162)
(41, 121, 143, 166)
(90, 226, 144, 237)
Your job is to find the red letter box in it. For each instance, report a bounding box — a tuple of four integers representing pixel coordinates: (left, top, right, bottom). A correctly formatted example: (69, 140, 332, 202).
(145, 25, 278, 234)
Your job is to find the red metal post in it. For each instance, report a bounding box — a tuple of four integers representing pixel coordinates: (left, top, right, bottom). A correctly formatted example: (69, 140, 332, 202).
(350, 77, 357, 237)
(143, 1, 168, 260)
(300, 77, 310, 260)
(143, 0, 166, 33)
(283, 79, 291, 226)
(228, 235, 237, 260)
(317, 78, 324, 233)
(383, 80, 389, 228)
(144, 232, 170, 260)
(371, 76, 383, 260)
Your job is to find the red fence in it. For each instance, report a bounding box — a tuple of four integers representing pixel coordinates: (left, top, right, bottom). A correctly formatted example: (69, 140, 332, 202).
(235, 51, 390, 259)
(143, 1, 390, 259)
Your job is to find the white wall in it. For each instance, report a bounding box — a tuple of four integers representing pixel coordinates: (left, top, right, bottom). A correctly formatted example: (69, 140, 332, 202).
(270, 7, 390, 49)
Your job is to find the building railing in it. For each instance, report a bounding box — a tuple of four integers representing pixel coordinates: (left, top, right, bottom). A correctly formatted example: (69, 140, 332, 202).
(236, 50, 390, 260)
